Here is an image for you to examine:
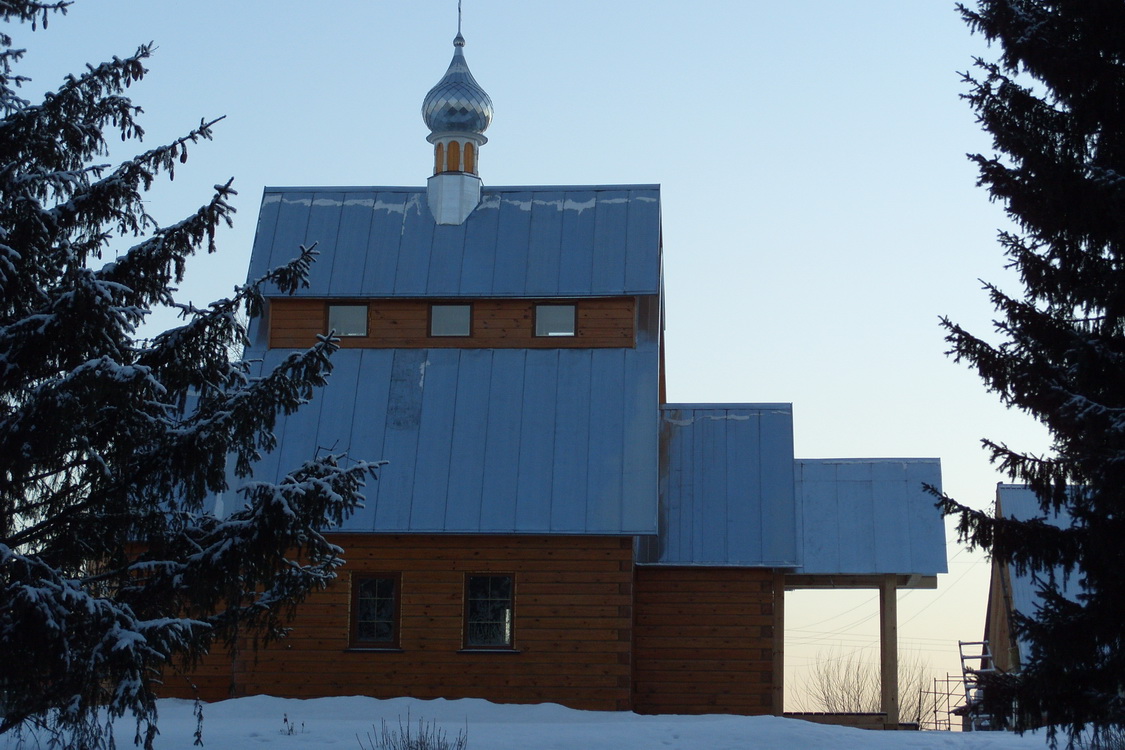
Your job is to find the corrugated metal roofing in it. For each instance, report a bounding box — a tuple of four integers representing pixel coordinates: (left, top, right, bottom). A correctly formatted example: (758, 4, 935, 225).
(795, 459, 946, 576)
(245, 185, 662, 299)
(638, 404, 799, 566)
(228, 345, 660, 535)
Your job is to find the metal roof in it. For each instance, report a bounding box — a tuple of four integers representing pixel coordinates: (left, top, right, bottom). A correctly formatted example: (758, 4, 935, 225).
(795, 458, 946, 576)
(995, 484, 1081, 664)
(638, 404, 799, 566)
(229, 345, 660, 535)
(246, 185, 662, 299)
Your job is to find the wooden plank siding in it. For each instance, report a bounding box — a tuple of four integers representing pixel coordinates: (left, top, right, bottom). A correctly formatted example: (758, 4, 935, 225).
(268, 297, 636, 349)
(632, 567, 780, 715)
(159, 534, 636, 711)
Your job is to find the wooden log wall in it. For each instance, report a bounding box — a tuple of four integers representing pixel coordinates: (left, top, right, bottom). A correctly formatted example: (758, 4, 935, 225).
(267, 297, 636, 349)
(632, 567, 780, 715)
(159, 534, 635, 711)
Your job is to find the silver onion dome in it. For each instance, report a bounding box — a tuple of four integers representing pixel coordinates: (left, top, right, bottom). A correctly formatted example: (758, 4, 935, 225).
(422, 33, 493, 135)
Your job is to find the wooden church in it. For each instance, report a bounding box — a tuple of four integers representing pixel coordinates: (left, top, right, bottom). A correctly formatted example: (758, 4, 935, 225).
(164, 25, 947, 725)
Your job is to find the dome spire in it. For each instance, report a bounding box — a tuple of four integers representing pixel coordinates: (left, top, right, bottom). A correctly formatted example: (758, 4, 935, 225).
(422, 3, 493, 225)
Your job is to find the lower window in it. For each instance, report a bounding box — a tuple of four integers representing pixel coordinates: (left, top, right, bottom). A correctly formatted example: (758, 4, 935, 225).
(464, 574, 514, 649)
(351, 574, 399, 648)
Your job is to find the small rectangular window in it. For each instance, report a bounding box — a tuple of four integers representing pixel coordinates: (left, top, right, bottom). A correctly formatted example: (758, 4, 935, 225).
(431, 304, 472, 337)
(535, 304, 576, 337)
(464, 574, 513, 649)
(352, 574, 399, 648)
(328, 304, 368, 337)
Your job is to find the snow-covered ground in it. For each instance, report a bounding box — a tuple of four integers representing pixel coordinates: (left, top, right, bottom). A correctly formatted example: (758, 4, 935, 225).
(2, 695, 1058, 750)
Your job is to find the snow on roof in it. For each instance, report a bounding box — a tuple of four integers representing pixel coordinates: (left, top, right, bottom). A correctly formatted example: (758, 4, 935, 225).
(246, 185, 662, 299)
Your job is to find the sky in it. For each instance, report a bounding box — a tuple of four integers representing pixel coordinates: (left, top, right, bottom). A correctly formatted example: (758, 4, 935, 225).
(0, 695, 1061, 749)
(14, 0, 1053, 715)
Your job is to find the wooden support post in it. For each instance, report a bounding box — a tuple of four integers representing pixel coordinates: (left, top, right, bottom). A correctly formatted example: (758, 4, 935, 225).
(880, 573, 899, 728)
(772, 571, 785, 716)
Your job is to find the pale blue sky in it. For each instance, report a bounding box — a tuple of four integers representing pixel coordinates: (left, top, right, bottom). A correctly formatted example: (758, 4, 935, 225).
(19, 1, 1049, 712)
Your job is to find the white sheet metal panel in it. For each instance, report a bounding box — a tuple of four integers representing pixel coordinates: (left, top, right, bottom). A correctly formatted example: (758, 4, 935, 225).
(247, 185, 662, 298)
(639, 404, 799, 566)
(795, 458, 946, 576)
(236, 345, 659, 535)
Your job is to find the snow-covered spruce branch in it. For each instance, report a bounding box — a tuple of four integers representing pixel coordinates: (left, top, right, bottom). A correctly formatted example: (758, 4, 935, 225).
(0, 544, 209, 744)
(0, 43, 148, 170)
(117, 455, 378, 647)
(135, 243, 319, 399)
(0, 266, 156, 397)
(175, 335, 341, 489)
(94, 178, 237, 310)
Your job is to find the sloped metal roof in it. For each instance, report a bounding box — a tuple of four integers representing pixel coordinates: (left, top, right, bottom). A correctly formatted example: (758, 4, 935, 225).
(246, 185, 662, 298)
(995, 484, 1081, 664)
(795, 458, 946, 576)
(638, 404, 799, 566)
(231, 344, 660, 535)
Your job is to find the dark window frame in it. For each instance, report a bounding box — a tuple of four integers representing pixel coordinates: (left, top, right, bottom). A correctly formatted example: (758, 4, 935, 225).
(326, 302, 370, 337)
(429, 303, 473, 337)
(462, 573, 515, 650)
(350, 573, 401, 650)
(534, 303, 578, 337)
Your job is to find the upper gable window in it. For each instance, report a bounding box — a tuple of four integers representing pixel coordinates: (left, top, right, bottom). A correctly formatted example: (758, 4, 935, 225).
(535, 304, 576, 337)
(430, 304, 472, 337)
(328, 304, 368, 337)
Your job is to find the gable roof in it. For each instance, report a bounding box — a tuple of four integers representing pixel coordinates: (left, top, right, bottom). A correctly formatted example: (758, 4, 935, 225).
(246, 185, 662, 298)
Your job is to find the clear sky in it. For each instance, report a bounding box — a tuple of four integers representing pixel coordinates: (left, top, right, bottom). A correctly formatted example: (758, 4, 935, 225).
(17, 0, 1052, 715)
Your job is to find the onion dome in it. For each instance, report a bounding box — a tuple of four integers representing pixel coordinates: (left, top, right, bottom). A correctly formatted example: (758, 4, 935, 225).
(422, 33, 493, 136)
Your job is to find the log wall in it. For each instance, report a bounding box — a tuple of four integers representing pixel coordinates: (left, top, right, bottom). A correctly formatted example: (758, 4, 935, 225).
(632, 567, 780, 715)
(159, 534, 635, 711)
(268, 297, 636, 349)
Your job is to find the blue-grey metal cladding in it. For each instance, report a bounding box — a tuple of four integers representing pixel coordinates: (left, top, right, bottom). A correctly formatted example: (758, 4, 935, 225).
(795, 459, 947, 576)
(240, 345, 660, 535)
(638, 404, 800, 566)
(247, 186, 662, 298)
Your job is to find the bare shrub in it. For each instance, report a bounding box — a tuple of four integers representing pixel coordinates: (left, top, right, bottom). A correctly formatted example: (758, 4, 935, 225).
(357, 710, 468, 750)
(800, 648, 931, 724)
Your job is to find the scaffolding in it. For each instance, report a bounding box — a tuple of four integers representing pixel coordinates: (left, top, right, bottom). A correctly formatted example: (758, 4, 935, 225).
(921, 673, 967, 731)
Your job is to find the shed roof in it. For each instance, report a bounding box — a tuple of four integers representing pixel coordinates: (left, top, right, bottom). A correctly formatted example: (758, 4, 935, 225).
(246, 185, 662, 298)
(795, 459, 946, 576)
(638, 404, 799, 566)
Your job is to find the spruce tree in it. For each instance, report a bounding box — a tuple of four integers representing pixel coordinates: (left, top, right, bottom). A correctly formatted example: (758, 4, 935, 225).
(0, 2, 376, 747)
(937, 0, 1125, 741)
